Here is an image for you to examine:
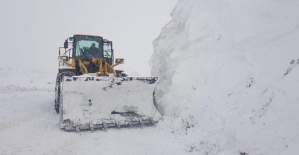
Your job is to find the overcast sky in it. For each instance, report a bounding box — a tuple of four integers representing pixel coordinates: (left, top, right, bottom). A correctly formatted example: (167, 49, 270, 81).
(0, 0, 176, 76)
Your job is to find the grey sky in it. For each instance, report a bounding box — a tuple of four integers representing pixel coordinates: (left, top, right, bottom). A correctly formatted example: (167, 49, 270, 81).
(0, 0, 176, 76)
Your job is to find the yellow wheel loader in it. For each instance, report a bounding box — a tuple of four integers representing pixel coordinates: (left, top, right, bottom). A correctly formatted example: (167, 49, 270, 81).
(55, 34, 160, 131)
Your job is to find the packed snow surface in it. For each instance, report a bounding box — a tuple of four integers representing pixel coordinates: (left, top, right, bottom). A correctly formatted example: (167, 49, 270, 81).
(150, 0, 299, 154)
(0, 69, 188, 154)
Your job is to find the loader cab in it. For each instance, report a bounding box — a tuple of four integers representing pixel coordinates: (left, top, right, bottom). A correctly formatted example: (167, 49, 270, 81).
(72, 35, 114, 65)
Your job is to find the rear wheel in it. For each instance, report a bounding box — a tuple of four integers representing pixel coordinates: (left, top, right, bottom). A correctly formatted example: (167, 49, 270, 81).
(55, 71, 75, 114)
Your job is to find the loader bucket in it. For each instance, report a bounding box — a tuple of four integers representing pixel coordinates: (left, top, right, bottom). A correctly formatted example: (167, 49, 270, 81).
(59, 76, 160, 131)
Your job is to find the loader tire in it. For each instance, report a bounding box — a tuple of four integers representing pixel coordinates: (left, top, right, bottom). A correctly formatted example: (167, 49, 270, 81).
(55, 71, 75, 114)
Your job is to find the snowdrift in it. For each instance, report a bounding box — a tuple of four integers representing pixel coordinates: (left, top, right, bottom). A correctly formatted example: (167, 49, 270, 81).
(150, 0, 299, 154)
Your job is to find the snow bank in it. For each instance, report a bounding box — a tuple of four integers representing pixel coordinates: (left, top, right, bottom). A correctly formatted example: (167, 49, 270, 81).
(150, 0, 299, 154)
(0, 68, 56, 92)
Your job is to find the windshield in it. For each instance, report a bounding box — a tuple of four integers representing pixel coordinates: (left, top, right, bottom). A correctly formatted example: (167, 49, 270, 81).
(73, 35, 103, 60)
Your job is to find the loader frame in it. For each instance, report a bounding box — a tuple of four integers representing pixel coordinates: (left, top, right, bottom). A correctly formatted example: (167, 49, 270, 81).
(55, 34, 160, 132)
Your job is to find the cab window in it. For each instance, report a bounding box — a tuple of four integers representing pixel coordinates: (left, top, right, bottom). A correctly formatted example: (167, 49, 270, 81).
(103, 42, 112, 58)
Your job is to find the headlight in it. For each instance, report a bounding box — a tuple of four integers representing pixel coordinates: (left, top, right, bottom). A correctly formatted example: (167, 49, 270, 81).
(115, 58, 124, 64)
(59, 56, 68, 61)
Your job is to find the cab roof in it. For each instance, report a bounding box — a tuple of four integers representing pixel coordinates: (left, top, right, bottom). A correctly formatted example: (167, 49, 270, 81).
(73, 34, 102, 38)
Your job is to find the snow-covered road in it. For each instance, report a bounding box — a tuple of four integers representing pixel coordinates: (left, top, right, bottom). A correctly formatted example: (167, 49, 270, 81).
(0, 70, 190, 155)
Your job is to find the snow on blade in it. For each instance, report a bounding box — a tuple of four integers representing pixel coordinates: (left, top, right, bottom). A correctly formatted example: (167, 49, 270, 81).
(60, 76, 160, 130)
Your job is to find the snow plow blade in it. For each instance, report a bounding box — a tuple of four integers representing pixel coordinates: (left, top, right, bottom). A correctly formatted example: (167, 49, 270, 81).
(59, 76, 160, 131)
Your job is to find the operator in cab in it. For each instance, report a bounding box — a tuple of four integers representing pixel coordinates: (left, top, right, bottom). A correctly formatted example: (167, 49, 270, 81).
(88, 43, 102, 58)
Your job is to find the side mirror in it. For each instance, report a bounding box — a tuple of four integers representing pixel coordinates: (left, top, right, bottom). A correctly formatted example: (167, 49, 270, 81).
(64, 39, 68, 49)
(115, 58, 124, 64)
(68, 37, 74, 42)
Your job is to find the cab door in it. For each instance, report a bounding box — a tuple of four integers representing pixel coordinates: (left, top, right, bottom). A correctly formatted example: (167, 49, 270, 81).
(103, 41, 113, 65)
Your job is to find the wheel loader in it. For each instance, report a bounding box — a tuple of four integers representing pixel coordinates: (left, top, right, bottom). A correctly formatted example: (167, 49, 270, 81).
(55, 34, 160, 131)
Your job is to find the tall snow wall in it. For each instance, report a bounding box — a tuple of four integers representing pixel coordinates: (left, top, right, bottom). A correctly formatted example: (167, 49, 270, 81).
(150, 0, 299, 154)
